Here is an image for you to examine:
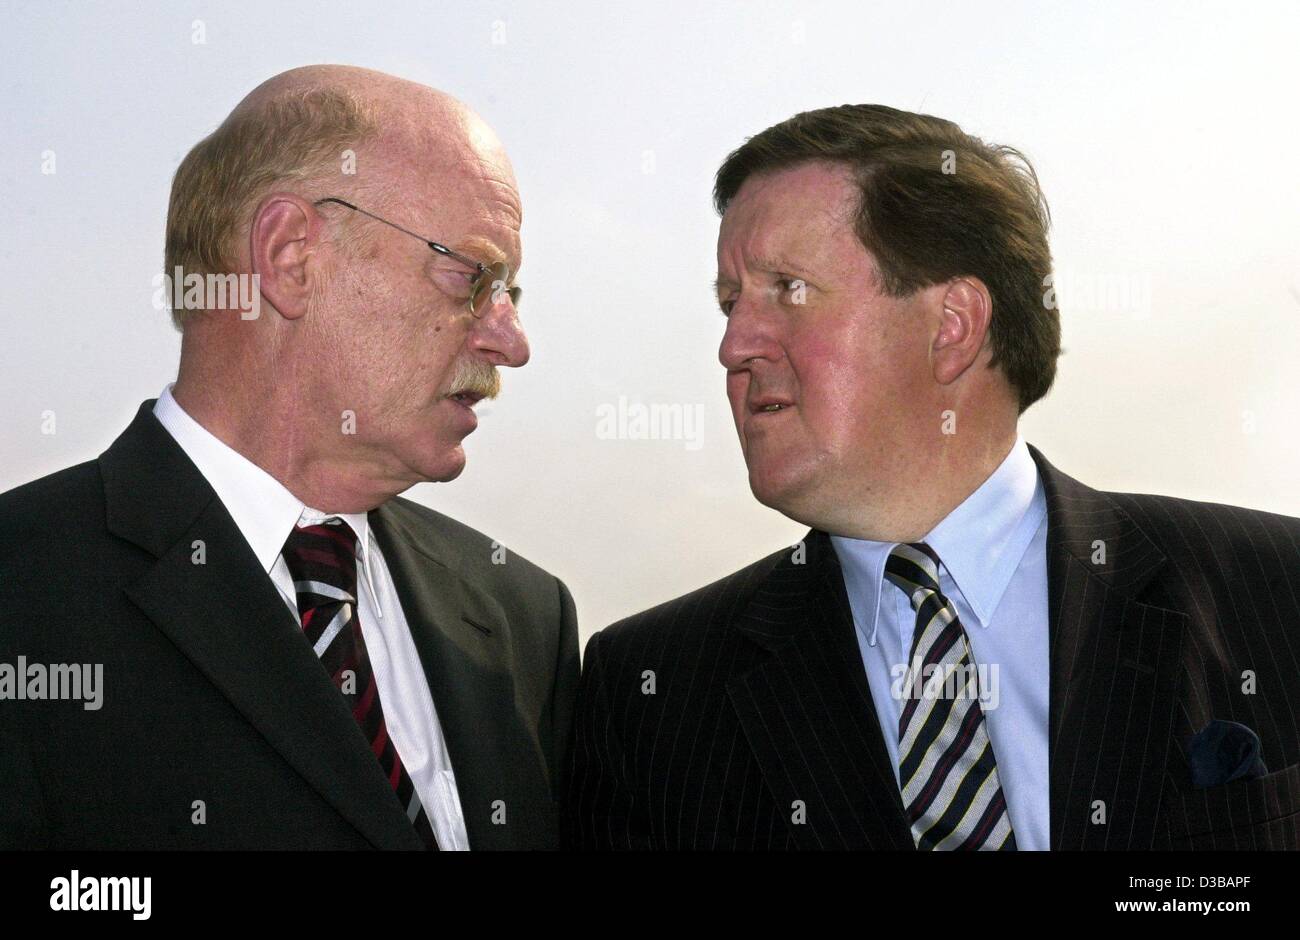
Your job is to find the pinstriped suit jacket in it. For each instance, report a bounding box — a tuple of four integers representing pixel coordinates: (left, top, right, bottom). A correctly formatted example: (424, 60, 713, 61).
(564, 446, 1300, 850)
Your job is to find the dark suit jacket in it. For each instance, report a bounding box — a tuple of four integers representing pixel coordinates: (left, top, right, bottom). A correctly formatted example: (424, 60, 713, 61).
(565, 446, 1300, 850)
(0, 401, 579, 849)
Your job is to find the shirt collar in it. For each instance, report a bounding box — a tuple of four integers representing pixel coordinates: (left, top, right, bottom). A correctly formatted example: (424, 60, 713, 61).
(152, 384, 373, 572)
(830, 437, 1045, 645)
(923, 437, 1045, 628)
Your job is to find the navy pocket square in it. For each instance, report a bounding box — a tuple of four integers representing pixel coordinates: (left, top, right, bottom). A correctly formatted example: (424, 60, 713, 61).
(1187, 719, 1268, 789)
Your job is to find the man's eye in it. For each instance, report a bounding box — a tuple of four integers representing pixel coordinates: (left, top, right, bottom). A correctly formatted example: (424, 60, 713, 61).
(432, 269, 476, 296)
(776, 278, 807, 304)
(719, 299, 736, 317)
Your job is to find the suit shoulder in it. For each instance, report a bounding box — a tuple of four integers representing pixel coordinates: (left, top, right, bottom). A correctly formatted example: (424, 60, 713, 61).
(383, 494, 563, 588)
(1106, 489, 1300, 540)
(0, 459, 101, 516)
(0, 460, 102, 558)
(1105, 489, 1300, 575)
(593, 543, 794, 654)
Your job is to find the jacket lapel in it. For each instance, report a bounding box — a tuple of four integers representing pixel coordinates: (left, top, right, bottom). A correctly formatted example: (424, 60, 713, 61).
(728, 532, 915, 850)
(369, 504, 551, 850)
(728, 448, 1189, 851)
(1029, 445, 1188, 850)
(104, 402, 424, 850)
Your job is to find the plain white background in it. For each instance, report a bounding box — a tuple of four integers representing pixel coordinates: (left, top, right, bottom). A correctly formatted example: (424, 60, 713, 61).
(2, 1, 1297, 645)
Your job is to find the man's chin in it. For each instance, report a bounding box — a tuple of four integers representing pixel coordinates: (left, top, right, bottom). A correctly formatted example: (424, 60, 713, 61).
(747, 462, 816, 523)
(414, 444, 467, 484)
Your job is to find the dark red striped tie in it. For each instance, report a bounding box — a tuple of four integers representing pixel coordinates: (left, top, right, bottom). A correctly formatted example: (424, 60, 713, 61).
(282, 518, 439, 850)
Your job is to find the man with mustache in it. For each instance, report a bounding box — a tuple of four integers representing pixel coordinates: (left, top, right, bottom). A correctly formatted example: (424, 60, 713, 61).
(0, 66, 578, 850)
(565, 104, 1300, 851)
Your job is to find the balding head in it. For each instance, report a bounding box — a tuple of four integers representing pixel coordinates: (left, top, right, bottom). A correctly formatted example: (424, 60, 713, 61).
(166, 64, 517, 325)
(167, 66, 530, 512)
(235, 65, 513, 182)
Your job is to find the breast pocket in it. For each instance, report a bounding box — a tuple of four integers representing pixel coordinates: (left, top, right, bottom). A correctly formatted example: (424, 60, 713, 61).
(1164, 761, 1300, 849)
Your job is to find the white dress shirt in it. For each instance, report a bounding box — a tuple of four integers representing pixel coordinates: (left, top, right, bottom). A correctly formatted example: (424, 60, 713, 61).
(153, 384, 469, 850)
(830, 438, 1051, 850)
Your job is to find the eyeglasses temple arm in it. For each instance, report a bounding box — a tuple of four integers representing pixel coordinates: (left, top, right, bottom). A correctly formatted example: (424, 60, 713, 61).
(316, 197, 488, 274)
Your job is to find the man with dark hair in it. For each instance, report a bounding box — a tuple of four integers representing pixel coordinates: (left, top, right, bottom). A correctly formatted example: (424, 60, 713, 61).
(565, 104, 1300, 851)
(0, 65, 578, 850)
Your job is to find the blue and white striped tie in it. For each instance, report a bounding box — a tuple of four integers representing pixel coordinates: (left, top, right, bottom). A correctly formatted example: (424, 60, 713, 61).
(884, 542, 1016, 851)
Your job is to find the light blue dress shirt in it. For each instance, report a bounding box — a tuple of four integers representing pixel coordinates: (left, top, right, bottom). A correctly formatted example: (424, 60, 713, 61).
(830, 438, 1051, 850)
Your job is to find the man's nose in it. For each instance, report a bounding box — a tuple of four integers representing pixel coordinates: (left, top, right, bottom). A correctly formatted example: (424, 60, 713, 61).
(470, 294, 530, 368)
(718, 297, 777, 371)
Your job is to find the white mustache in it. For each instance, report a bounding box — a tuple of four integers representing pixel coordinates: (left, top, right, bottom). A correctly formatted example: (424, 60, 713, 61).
(448, 358, 501, 400)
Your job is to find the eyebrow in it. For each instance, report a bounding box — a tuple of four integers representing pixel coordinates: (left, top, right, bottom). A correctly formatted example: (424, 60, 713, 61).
(714, 256, 818, 295)
(451, 235, 519, 282)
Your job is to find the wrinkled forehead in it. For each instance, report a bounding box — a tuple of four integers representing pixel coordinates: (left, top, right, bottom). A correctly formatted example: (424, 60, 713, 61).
(377, 113, 519, 208)
(716, 162, 858, 269)
(369, 122, 523, 268)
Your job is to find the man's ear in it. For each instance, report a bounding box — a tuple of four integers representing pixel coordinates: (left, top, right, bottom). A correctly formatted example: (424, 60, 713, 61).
(932, 276, 993, 386)
(249, 193, 324, 321)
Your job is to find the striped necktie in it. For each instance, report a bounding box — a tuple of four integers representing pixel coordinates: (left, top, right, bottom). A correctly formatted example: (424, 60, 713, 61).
(282, 518, 439, 850)
(884, 542, 1016, 851)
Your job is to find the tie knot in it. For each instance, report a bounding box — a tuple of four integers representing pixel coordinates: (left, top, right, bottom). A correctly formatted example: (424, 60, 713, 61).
(282, 518, 359, 612)
(883, 542, 942, 611)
